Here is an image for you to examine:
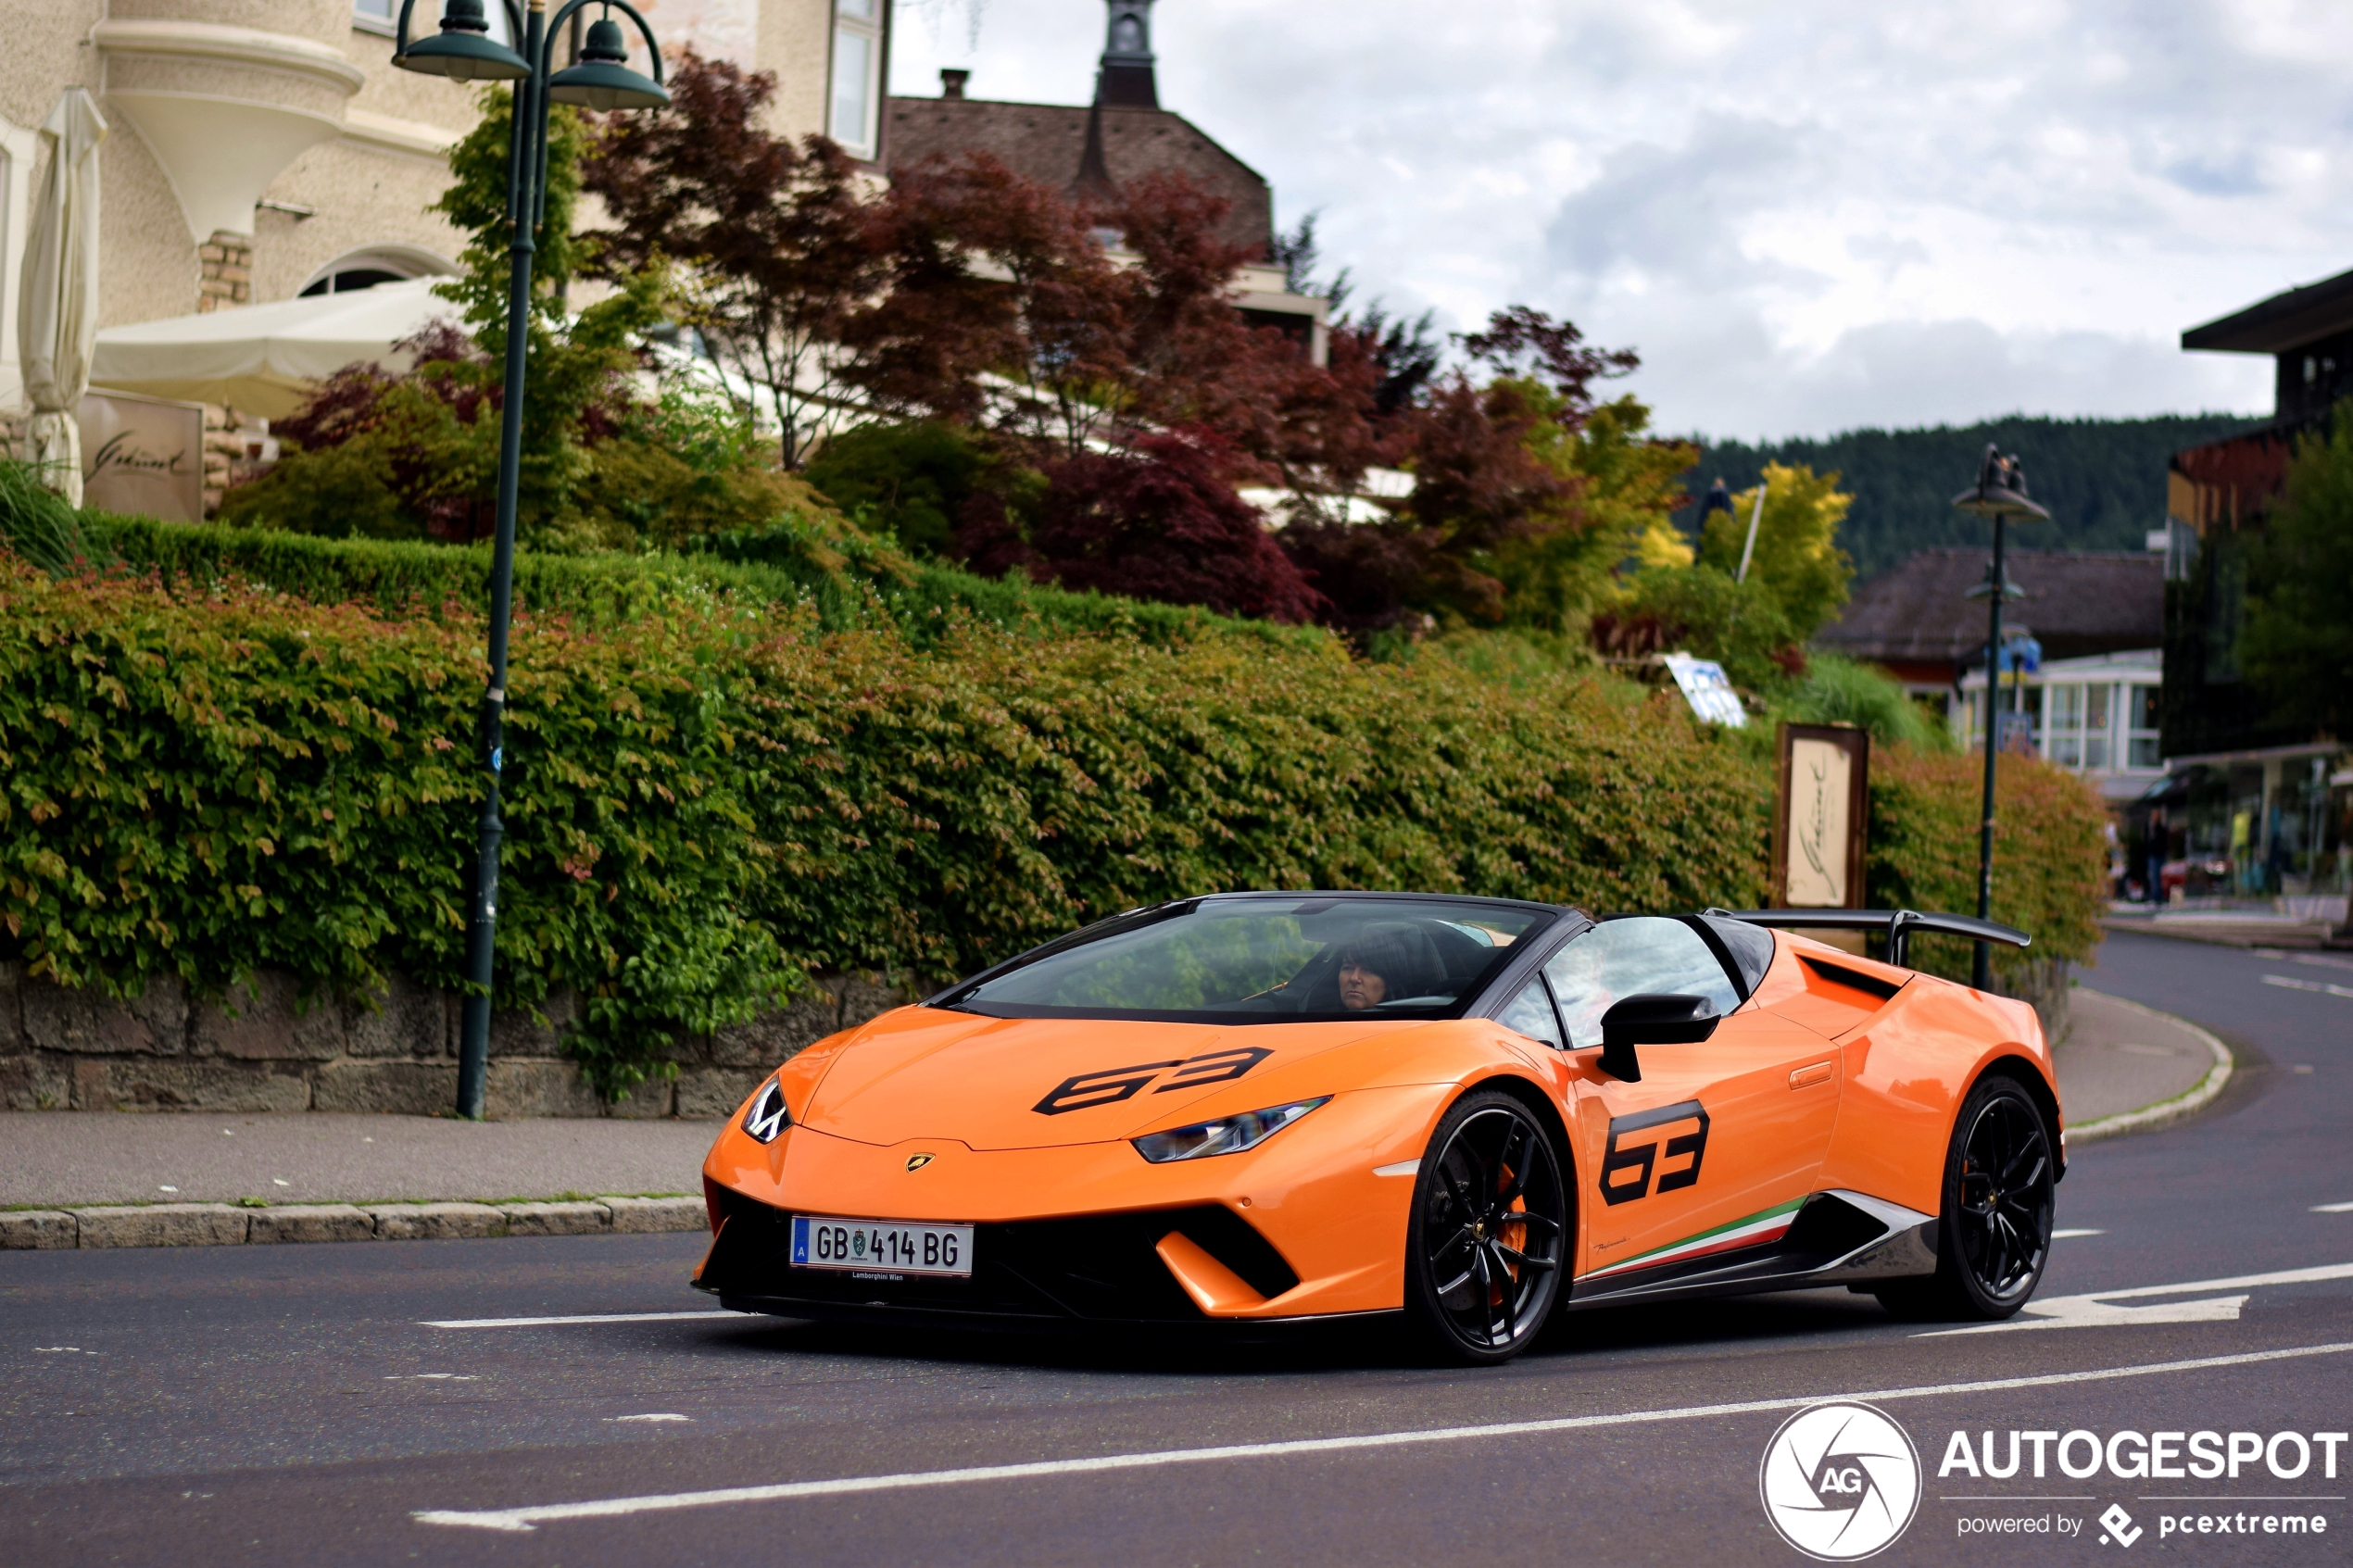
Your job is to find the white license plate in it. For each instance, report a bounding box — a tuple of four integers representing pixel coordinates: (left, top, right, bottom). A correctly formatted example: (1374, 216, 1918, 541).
(790, 1214, 974, 1278)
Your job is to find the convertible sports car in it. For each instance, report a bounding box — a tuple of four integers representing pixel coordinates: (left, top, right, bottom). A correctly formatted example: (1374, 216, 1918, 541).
(696, 893, 2061, 1363)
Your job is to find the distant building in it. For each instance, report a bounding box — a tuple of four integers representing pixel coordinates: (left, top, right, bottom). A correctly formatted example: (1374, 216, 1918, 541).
(4, 0, 875, 501)
(885, 0, 1327, 362)
(1955, 650, 2164, 803)
(1813, 544, 2164, 745)
(2158, 276, 2351, 907)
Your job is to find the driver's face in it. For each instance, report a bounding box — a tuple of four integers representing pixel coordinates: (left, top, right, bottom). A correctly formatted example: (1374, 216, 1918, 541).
(1339, 960, 1387, 1010)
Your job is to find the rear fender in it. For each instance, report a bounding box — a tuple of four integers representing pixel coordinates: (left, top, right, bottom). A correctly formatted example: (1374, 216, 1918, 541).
(1816, 978, 2060, 1215)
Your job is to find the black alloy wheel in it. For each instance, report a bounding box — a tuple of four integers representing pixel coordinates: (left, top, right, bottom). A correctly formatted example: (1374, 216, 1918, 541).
(1403, 1090, 1569, 1364)
(1876, 1075, 2056, 1322)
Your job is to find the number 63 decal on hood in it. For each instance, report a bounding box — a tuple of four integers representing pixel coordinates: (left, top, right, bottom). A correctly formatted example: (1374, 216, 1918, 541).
(1599, 1100, 1709, 1205)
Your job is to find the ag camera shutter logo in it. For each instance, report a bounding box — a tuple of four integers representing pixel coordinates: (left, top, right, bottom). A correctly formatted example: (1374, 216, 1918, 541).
(1759, 1402, 1922, 1561)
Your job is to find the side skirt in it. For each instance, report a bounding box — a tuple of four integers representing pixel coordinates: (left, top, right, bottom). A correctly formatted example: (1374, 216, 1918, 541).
(1567, 1190, 1936, 1310)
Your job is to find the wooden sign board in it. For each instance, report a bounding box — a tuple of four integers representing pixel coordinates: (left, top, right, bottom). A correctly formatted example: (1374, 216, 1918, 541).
(79, 391, 205, 521)
(1773, 722, 1870, 909)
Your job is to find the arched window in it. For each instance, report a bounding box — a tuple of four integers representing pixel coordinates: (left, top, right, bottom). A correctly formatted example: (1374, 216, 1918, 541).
(296, 244, 457, 297)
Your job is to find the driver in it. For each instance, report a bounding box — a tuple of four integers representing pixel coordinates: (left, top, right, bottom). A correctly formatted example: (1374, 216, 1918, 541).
(1335, 923, 1443, 1010)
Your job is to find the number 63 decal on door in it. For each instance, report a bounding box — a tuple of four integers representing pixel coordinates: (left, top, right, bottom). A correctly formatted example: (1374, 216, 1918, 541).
(1599, 1100, 1709, 1205)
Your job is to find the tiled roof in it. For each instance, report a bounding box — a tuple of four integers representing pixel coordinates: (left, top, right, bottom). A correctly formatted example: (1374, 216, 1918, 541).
(1815, 547, 2164, 666)
(884, 96, 1275, 259)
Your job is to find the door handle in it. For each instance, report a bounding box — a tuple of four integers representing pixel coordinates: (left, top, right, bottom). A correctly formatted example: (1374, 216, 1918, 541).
(1789, 1061, 1834, 1090)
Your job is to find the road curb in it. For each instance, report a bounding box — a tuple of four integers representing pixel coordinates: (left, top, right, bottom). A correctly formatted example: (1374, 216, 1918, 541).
(0, 1194, 705, 1250)
(2064, 989, 2233, 1146)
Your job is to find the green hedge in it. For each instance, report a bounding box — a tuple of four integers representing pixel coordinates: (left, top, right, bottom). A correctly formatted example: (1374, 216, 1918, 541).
(1869, 746, 2110, 987)
(82, 512, 1322, 654)
(0, 558, 1772, 1094)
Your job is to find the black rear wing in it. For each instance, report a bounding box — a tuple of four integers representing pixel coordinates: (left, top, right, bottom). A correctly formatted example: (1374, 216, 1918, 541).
(1711, 909, 2030, 971)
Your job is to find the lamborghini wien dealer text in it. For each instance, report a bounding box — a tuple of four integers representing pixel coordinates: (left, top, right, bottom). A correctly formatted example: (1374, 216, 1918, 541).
(694, 892, 2061, 1363)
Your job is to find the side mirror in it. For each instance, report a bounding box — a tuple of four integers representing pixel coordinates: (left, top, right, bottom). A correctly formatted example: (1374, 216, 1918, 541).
(1597, 994, 1719, 1083)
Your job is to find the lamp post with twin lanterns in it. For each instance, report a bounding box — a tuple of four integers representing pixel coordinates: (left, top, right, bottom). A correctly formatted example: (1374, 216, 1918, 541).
(1951, 445, 2049, 990)
(393, 0, 669, 1119)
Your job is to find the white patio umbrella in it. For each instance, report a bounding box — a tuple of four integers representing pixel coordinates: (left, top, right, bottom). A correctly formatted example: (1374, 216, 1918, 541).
(17, 88, 107, 504)
(90, 276, 460, 421)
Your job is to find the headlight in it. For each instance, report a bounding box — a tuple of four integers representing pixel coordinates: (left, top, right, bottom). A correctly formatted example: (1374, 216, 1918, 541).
(1132, 1098, 1329, 1163)
(742, 1077, 790, 1144)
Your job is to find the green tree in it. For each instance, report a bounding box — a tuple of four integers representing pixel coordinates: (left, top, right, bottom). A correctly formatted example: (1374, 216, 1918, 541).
(2244, 404, 2353, 736)
(1695, 461, 1855, 641)
(1496, 391, 1699, 632)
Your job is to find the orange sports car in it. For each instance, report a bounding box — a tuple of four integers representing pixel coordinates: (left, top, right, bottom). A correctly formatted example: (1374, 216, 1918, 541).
(695, 893, 2059, 1363)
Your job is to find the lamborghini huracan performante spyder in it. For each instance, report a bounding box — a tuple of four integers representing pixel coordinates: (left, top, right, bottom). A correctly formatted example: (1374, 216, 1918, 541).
(695, 894, 2062, 1363)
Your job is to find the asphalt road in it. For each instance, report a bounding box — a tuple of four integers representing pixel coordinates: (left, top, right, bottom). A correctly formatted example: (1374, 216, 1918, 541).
(7, 930, 2350, 1567)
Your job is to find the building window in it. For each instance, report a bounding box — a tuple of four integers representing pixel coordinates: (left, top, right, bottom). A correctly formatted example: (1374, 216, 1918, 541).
(2126, 684, 2161, 770)
(830, 0, 884, 158)
(2045, 683, 2083, 768)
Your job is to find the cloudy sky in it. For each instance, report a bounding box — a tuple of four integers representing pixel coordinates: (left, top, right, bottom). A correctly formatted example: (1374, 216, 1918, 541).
(885, 0, 2353, 441)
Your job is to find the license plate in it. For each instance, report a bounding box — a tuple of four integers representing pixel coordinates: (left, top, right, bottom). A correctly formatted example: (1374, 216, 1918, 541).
(791, 1214, 974, 1278)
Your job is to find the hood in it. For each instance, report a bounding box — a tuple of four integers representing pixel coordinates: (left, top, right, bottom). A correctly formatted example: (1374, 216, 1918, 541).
(798, 1007, 1394, 1150)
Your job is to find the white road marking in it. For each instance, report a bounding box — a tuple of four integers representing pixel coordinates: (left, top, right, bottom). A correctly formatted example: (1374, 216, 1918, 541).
(33, 1347, 83, 1354)
(272, 1179, 290, 1187)
(157, 1185, 177, 1193)
(412, 1342, 2353, 1532)
(2262, 973, 2353, 998)
(2315, 1202, 2353, 1214)
(423, 1311, 736, 1329)
(1919, 1261, 2353, 1336)
(605, 1414, 690, 1424)
(2052, 1229, 2106, 1238)
(386, 1374, 477, 1381)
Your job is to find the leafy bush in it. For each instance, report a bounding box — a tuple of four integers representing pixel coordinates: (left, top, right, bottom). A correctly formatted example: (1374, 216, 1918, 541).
(0, 462, 99, 576)
(971, 430, 1327, 623)
(1868, 746, 2109, 985)
(802, 420, 990, 558)
(81, 505, 1322, 656)
(0, 554, 1771, 1093)
(1776, 653, 1956, 753)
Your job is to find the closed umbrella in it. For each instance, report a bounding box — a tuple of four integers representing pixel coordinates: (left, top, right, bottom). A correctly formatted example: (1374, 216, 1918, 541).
(90, 277, 457, 420)
(17, 88, 107, 504)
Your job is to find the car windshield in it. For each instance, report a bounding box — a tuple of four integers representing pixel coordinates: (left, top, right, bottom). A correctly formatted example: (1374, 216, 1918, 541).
(943, 897, 1554, 1022)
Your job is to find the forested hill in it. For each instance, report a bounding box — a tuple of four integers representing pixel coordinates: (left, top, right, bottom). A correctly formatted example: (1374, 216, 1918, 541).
(1670, 413, 2264, 582)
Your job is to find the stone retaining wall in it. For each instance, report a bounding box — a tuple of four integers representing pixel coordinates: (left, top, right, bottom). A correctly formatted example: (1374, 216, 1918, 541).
(0, 963, 916, 1118)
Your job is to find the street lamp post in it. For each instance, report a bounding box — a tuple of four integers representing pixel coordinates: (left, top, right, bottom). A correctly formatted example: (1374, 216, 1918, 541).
(1951, 445, 2049, 990)
(394, 0, 668, 1119)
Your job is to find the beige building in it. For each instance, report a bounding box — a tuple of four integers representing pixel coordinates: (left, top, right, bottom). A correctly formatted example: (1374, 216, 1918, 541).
(0, 0, 882, 419)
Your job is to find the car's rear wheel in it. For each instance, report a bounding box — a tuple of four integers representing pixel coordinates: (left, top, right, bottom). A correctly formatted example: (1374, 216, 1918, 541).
(1875, 1074, 2056, 1322)
(1403, 1089, 1568, 1365)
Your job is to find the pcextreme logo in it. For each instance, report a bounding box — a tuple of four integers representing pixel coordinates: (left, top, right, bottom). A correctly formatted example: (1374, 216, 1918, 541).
(1759, 1402, 1923, 1561)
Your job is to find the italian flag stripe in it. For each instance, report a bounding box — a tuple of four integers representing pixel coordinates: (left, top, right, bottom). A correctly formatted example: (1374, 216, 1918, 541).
(1582, 1197, 1809, 1279)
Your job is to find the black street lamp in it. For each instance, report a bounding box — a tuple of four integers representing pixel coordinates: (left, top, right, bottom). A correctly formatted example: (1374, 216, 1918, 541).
(394, 0, 669, 1119)
(1951, 445, 2050, 991)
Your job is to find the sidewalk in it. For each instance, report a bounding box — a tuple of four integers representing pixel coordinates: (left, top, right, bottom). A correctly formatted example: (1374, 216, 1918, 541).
(0, 1111, 715, 1210)
(2103, 902, 2347, 950)
(2055, 987, 2233, 1139)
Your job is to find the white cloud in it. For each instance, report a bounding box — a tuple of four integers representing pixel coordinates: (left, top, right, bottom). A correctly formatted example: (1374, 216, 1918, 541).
(889, 0, 2317, 437)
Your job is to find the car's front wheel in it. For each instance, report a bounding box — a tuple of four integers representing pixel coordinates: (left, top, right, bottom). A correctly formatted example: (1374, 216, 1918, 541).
(1403, 1089, 1569, 1364)
(1875, 1073, 2057, 1322)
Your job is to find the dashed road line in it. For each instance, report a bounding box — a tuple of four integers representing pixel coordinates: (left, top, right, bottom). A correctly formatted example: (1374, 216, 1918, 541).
(412, 1342, 2353, 1532)
(2263, 973, 2353, 999)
